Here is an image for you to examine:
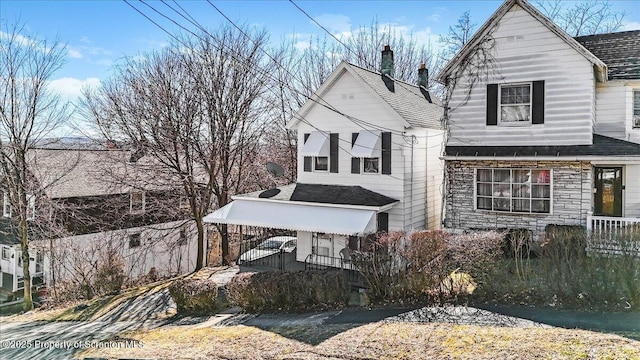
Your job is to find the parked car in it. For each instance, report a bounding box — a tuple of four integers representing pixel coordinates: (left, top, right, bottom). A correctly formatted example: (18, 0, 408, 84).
(238, 236, 297, 265)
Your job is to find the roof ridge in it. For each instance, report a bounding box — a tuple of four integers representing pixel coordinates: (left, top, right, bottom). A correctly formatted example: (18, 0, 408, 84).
(346, 61, 425, 90)
(574, 29, 640, 40)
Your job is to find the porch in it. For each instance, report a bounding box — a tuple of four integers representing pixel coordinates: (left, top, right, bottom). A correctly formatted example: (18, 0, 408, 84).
(586, 214, 640, 256)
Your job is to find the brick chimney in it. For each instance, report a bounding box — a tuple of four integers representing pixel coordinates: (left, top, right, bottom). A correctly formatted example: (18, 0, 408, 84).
(418, 63, 428, 88)
(381, 45, 394, 77)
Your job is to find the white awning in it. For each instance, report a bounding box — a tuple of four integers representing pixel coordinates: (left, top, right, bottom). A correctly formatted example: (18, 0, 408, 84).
(351, 130, 381, 158)
(300, 131, 330, 157)
(203, 199, 377, 235)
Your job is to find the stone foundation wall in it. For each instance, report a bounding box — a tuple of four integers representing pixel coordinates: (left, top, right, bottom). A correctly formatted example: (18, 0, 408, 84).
(444, 160, 592, 239)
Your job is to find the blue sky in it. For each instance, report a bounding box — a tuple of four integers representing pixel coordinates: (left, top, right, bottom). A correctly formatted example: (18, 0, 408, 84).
(1, 0, 639, 103)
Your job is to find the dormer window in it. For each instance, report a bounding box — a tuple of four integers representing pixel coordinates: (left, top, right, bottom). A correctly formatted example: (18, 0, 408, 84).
(633, 90, 640, 128)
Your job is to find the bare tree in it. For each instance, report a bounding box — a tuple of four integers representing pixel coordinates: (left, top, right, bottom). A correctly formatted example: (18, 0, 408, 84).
(536, 0, 626, 36)
(439, 11, 477, 62)
(0, 22, 70, 310)
(83, 24, 276, 268)
(295, 19, 443, 94)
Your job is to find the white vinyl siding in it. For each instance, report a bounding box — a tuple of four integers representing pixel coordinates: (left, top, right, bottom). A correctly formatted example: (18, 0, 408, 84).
(594, 81, 640, 144)
(634, 90, 640, 128)
(446, 4, 595, 146)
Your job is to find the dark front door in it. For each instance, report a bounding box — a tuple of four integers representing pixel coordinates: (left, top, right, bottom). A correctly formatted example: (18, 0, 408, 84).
(594, 167, 623, 217)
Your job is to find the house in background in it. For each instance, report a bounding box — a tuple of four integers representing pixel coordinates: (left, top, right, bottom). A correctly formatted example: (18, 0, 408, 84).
(205, 49, 445, 268)
(437, 0, 640, 238)
(0, 147, 197, 294)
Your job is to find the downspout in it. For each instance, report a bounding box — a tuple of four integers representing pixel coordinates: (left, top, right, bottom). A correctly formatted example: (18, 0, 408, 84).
(410, 135, 414, 231)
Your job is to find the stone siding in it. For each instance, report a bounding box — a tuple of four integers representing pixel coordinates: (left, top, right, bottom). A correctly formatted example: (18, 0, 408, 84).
(444, 160, 592, 239)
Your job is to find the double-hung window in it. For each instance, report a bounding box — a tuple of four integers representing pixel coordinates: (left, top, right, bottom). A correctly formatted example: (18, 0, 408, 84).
(500, 83, 531, 124)
(301, 131, 338, 173)
(314, 156, 328, 171)
(476, 168, 551, 214)
(130, 192, 146, 214)
(2, 193, 11, 218)
(634, 90, 640, 128)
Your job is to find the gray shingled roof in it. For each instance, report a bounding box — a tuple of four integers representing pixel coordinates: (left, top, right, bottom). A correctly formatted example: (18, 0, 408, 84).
(574, 30, 640, 80)
(238, 183, 398, 208)
(445, 134, 640, 157)
(28, 149, 175, 199)
(347, 63, 444, 129)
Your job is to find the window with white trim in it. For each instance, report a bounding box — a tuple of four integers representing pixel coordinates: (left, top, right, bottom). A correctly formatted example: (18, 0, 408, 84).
(476, 168, 551, 213)
(130, 192, 145, 214)
(500, 83, 531, 123)
(363, 157, 380, 173)
(1, 246, 10, 260)
(314, 156, 328, 171)
(633, 90, 640, 128)
(3, 193, 11, 218)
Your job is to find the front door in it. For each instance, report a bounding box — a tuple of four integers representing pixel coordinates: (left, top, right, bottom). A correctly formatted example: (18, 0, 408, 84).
(594, 167, 623, 217)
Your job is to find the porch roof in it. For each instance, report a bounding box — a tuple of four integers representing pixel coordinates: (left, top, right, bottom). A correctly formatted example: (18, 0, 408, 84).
(202, 199, 377, 236)
(444, 134, 640, 159)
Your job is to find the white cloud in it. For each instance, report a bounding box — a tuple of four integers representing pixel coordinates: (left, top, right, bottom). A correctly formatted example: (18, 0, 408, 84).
(314, 13, 352, 34)
(68, 49, 83, 59)
(49, 77, 101, 102)
(623, 21, 640, 31)
(79, 36, 91, 44)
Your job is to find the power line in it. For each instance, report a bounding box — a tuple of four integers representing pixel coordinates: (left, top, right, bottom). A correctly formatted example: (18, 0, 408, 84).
(124, 0, 439, 158)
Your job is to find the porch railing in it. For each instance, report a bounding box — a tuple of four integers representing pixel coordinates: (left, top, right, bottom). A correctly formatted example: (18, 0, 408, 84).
(586, 214, 640, 257)
(304, 254, 362, 286)
(587, 214, 640, 232)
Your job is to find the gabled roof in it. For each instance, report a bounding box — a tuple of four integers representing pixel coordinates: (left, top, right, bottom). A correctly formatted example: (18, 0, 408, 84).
(436, 0, 607, 83)
(235, 182, 398, 208)
(28, 149, 175, 199)
(444, 134, 640, 158)
(288, 61, 443, 130)
(575, 30, 640, 80)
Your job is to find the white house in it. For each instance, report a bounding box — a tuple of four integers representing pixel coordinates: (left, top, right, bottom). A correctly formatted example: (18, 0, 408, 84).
(204, 50, 445, 268)
(437, 0, 640, 238)
(0, 148, 197, 295)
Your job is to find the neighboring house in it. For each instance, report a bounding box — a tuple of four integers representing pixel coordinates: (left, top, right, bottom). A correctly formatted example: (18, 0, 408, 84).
(437, 0, 640, 238)
(0, 148, 197, 294)
(205, 50, 445, 268)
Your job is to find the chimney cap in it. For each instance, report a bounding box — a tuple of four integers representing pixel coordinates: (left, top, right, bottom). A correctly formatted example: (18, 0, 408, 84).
(419, 63, 426, 70)
(383, 45, 391, 51)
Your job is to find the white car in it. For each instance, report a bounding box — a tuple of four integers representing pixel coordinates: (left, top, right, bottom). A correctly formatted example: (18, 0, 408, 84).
(238, 236, 297, 265)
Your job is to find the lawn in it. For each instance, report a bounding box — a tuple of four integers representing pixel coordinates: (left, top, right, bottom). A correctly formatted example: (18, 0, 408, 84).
(78, 321, 640, 360)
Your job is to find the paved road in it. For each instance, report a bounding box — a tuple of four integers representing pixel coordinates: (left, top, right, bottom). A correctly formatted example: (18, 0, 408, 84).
(0, 320, 163, 360)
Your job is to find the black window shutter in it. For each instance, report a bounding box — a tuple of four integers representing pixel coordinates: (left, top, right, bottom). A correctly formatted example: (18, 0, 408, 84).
(351, 158, 360, 173)
(381, 132, 391, 175)
(303, 133, 310, 143)
(303, 157, 312, 172)
(351, 133, 360, 174)
(486, 84, 498, 126)
(377, 212, 389, 232)
(532, 80, 545, 124)
(330, 133, 339, 173)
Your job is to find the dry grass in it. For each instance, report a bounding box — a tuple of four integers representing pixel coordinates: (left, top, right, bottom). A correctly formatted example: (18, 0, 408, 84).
(79, 322, 640, 360)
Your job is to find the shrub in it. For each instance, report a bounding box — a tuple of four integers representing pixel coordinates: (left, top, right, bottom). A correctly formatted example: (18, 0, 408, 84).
(226, 271, 350, 312)
(169, 278, 219, 315)
(351, 230, 503, 303)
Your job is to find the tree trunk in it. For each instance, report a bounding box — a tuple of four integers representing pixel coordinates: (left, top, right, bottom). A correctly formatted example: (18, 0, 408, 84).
(195, 217, 205, 270)
(20, 219, 33, 311)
